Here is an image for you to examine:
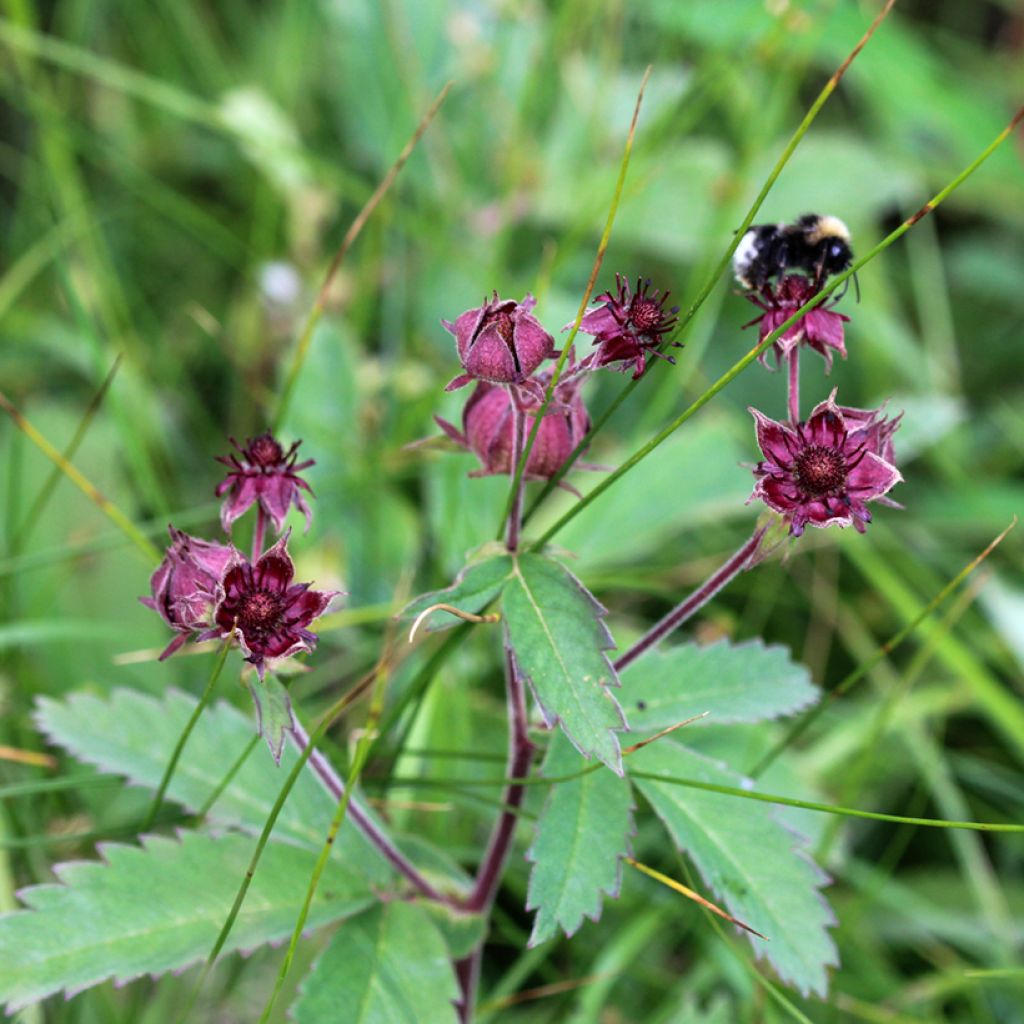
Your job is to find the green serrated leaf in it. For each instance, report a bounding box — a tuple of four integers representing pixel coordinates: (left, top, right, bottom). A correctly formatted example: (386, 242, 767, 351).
(0, 831, 374, 1014)
(526, 732, 635, 946)
(291, 902, 459, 1024)
(248, 674, 295, 764)
(504, 553, 626, 773)
(401, 553, 513, 632)
(34, 689, 392, 885)
(631, 740, 837, 996)
(620, 639, 819, 731)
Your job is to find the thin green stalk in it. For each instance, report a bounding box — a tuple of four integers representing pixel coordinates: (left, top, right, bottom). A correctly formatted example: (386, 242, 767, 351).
(256, 641, 396, 1022)
(0, 390, 161, 564)
(531, 93, 1024, 552)
(367, 770, 1024, 833)
(495, 65, 651, 536)
(748, 518, 1015, 778)
(522, 0, 897, 518)
(194, 735, 259, 820)
(0, 774, 120, 801)
(274, 81, 453, 431)
(142, 638, 232, 832)
(13, 354, 122, 548)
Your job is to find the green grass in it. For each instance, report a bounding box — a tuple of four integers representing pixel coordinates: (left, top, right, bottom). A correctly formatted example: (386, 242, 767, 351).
(2, 1, 1024, 1021)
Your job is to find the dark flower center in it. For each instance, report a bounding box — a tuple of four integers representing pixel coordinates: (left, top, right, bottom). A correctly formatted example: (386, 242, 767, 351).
(248, 435, 284, 468)
(794, 444, 846, 497)
(238, 590, 283, 634)
(493, 312, 516, 351)
(630, 298, 664, 333)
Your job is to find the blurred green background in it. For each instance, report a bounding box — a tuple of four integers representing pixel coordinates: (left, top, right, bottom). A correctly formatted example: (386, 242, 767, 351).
(2, 0, 1023, 1021)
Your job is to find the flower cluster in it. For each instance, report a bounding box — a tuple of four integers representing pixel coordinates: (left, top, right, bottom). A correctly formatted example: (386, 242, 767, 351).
(141, 433, 336, 678)
(738, 226, 902, 538)
(435, 281, 677, 487)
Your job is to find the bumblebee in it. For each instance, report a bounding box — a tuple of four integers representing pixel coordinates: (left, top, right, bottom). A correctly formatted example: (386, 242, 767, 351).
(733, 214, 853, 290)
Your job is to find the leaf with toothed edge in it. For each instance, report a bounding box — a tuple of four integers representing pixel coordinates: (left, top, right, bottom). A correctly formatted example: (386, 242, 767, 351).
(400, 550, 513, 632)
(620, 639, 820, 732)
(503, 553, 627, 773)
(0, 831, 375, 1014)
(631, 739, 838, 996)
(526, 731, 635, 946)
(291, 902, 459, 1024)
(248, 673, 295, 764)
(34, 689, 394, 885)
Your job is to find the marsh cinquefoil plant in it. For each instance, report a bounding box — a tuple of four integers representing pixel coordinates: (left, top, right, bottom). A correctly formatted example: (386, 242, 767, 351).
(3, 11, 1022, 1018)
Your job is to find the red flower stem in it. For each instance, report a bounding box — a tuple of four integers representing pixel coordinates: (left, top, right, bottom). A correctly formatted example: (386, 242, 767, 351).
(252, 506, 268, 562)
(787, 347, 800, 424)
(455, 644, 535, 1021)
(614, 526, 768, 673)
(289, 721, 446, 903)
(505, 391, 527, 553)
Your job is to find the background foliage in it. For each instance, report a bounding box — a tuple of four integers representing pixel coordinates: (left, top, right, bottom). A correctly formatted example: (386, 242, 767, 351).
(1, 0, 1023, 1021)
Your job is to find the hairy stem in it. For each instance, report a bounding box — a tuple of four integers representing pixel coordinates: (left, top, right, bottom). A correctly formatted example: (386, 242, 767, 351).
(614, 527, 767, 673)
(289, 721, 446, 902)
(787, 346, 800, 424)
(455, 645, 534, 1021)
(506, 394, 526, 553)
(251, 506, 267, 562)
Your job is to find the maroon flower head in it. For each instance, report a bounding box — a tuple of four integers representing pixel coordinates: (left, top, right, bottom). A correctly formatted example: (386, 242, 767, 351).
(215, 432, 314, 534)
(205, 532, 338, 679)
(141, 526, 234, 660)
(443, 292, 555, 391)
(435, 372, 591, 490)
(574, 274, 680, 379)
(744, 274, 849, 371)
(748, 392, 902, 536)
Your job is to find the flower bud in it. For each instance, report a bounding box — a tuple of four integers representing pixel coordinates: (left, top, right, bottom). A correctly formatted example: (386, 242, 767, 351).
(215, 432, 314, 534)
(140, 527, 234, 659)
(436, 374, 590, 485)
(443, 293, 554, 391)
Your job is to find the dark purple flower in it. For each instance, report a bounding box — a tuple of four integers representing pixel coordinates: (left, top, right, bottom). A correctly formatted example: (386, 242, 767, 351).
(140, 526, 234, 660)
(443, 293, 555, 391)
(748, 392, 902, 536)
(435, 372, 591, 490)
(215, 432, 314, 534)
(744, 274, 849, 371)
(204, 533, 338, 679)
(574, 274, 680, 379)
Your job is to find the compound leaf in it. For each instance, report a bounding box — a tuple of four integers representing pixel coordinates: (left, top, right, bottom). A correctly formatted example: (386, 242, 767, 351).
(35, 689, 393, 885)
(291, 902, 459, 1024)
(526, 731, 635, 946)
(0, 831, 374, 1014)
(621, 639, 819, 732)
(504, 553, 626, 773)
(632, 740, 837, 995)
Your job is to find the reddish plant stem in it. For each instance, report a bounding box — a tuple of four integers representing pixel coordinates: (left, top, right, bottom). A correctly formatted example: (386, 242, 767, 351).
(289, 721, 447, 904)
(506, 392, 527, 553)
(252, 506, 268, 562)
(614, 526, 768, 673)
(455, 644, 534, 1021)
(787, 346, 801, 424)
